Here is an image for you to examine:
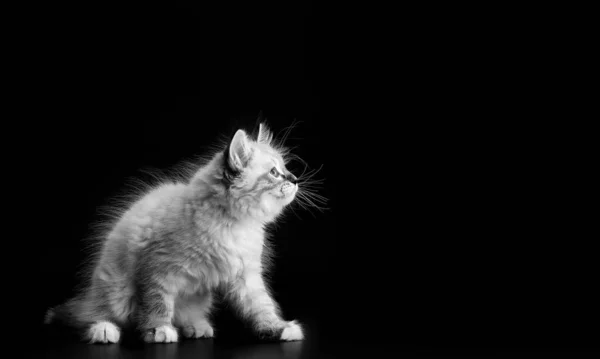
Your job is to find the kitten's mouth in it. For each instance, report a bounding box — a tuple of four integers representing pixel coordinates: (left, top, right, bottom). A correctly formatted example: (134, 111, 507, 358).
(280, 183, 297, 196)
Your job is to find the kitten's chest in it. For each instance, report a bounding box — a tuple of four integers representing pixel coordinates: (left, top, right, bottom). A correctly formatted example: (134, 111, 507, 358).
(193, 223, 265, 288)
(182, 225, 265, 294)
(221, 224, 264, 269)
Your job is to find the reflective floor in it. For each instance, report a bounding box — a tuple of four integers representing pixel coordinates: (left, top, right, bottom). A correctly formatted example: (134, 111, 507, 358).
(37, 338, 310, 359)
(30, 318, 332, 359)
(28, 321, 600, 359)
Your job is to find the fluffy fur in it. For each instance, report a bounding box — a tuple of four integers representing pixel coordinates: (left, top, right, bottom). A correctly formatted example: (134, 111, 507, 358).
(45, 123, 321, 344)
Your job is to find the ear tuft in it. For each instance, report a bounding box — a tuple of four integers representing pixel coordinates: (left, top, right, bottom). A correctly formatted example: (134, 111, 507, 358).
(257, 123, 273, 145)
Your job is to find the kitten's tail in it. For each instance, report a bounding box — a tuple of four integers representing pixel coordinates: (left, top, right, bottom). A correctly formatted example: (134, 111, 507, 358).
(43, 307, 57, 324)
(44, 296, 85, 327)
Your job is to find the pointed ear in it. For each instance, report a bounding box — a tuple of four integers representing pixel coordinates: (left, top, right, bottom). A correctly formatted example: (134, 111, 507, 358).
(257, 123, 273, 144)
(228, 129, 252, 169)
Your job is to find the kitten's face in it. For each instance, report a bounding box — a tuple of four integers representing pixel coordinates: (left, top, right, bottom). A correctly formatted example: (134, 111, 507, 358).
(226, 124, 298, 219)
(248, 143, 298, 209)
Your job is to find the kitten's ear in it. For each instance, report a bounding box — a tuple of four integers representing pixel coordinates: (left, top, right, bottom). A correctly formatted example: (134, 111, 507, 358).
(228, 129, 252, 169)
(257, 123, 273, 144)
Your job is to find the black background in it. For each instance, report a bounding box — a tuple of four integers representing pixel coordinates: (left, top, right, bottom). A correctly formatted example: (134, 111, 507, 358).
(9, 1, 597, 358)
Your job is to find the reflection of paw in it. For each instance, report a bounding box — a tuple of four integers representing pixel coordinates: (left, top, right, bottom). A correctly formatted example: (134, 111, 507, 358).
(143, 325, 178, 343)
(182, 322, 214, 339)
(280, 320, 304, 341)
(88, 321, 121, 344)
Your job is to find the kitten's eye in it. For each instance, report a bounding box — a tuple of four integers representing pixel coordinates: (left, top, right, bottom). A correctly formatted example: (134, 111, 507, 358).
(269, 167, 280, 178)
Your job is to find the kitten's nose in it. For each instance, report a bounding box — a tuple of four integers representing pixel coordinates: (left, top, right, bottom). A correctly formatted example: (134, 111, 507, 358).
(286, 173, 298, 184)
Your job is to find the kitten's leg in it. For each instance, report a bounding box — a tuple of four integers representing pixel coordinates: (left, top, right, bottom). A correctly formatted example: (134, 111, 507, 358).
(70, 296, 123, 344)
(136, 278, 179, 343)
(228, 270, 304, 341)
(76, 272, 131, 344)
(173, 292, 214, 339)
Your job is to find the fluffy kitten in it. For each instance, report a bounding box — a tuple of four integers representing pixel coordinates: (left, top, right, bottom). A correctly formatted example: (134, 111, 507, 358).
(45, 123, 312, 344)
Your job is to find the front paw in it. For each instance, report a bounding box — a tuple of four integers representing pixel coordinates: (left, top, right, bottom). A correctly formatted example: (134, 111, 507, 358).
(87, 321, 121, 344)
(143, 325, 179, 343)
(280, 320, 304, 341)
(182, 323, 214, 339)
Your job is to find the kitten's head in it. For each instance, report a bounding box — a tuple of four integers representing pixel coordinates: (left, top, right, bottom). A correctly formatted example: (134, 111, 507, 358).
(222, 123, 298, 221)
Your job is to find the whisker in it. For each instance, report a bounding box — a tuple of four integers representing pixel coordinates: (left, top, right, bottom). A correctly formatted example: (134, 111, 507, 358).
(294, 196, 321, 217)
(301, 188, 329, 201)
(287, 202, 303, 220)
(303, 193, 329, 204)
(296, 161, 314, 181)
(294, 196, 315, 215)
(298, 179, 326, 187)
(287, 153, 309, 169)
(296, 191, 328, 212)
(275, 120, 303, 147)
(298, 163, 323, 179)
(298, 165, 324, 183)
(300, 190, 328, 202)
(299, 187, 325, 193)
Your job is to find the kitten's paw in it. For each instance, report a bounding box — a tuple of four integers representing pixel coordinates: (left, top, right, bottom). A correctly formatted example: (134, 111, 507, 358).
(87, 321, 121, 344)
(143, 325, 179, 343)
(280, 320, 304, 341)
(182, 323, 214, 339)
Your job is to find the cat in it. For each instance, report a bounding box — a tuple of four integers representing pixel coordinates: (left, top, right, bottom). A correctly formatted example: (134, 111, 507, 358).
(45, 122, 321, 344)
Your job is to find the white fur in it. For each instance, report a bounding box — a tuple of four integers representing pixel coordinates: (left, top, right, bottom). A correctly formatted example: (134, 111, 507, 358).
(182, 322, 214, 339)
(87, 321, 120, 344)
(281, 321, 304, 341)
(143, 325, 178, 343)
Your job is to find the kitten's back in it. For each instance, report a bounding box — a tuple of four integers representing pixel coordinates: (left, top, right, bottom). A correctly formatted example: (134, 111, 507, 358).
(104, 182, 189, 257)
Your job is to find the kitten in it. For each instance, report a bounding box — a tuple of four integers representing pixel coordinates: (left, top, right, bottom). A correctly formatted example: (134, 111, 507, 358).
(45, 123, 316, 344)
